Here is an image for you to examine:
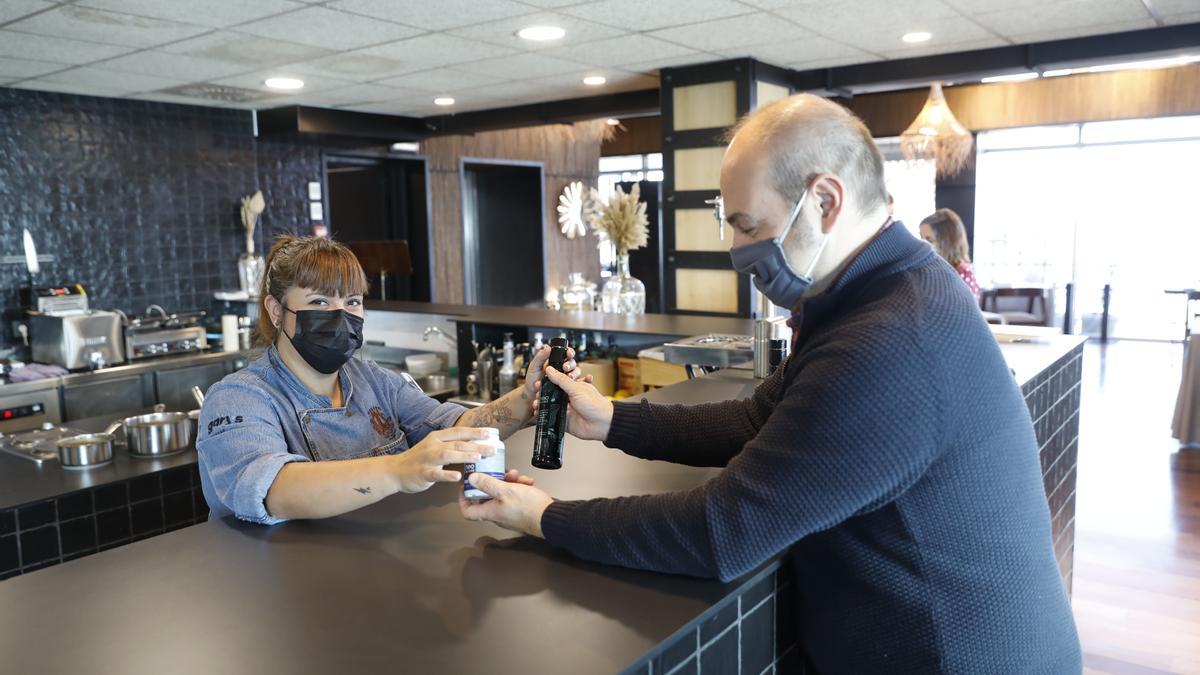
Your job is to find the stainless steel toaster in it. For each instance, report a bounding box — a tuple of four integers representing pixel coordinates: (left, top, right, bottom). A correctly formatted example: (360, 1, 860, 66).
(30, 311, 126, 370)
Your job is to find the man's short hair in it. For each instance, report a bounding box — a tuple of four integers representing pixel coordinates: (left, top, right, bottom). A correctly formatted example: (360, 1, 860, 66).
(725, 94, 888, 215)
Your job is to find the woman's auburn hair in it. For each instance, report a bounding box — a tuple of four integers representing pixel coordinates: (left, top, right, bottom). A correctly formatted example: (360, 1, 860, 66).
(257, 235, 369, 345)
(920, 208, 972, 267)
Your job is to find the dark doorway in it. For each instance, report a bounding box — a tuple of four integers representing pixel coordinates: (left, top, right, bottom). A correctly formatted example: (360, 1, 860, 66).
(617, 180, 665, 314)
(461, 160, 545, 307)
(325, 155, 431, 302)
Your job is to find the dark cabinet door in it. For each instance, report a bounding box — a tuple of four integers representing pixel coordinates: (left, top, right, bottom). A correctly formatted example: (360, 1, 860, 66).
(155, 363, 229, 412)
(63, 374, 153, 421)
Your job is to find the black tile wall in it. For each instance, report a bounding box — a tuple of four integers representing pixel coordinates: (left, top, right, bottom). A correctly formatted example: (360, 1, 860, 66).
(1022, 345, 1084, 596)
(633, 564, 800, 675)
(0, 86, 361, 351)
(0, 462, 207, 578)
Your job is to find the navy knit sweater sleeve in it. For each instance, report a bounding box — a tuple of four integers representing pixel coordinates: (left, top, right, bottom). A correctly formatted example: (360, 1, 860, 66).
(542, 321, 943, 581)
(604, 361, 788, 467)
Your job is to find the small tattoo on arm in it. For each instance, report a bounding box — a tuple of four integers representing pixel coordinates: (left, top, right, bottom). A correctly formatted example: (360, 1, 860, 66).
(353, 487, 372, 495)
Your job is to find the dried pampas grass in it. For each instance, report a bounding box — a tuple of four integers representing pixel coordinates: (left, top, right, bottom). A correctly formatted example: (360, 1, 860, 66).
(590, 183, 648, 255)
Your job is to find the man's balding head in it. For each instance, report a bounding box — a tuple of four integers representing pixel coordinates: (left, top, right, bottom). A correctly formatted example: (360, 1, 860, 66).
(726, 94, 888, 217)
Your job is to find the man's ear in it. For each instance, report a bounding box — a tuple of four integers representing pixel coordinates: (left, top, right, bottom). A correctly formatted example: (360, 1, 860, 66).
(810, 173, 845, 235)
(264, 294, 283, 328)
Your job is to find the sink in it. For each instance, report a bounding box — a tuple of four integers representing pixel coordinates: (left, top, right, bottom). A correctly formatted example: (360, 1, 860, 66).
(413, 374, 458, 401)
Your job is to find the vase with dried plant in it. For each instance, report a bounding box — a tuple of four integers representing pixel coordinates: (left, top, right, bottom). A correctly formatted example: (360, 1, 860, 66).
(590, 183, 649, 315)
(238, 190, 266, 297)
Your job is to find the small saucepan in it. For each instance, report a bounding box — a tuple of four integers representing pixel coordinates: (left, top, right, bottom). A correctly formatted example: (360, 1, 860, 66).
(56, 421, 122, 469)
(123, 404, 192, 458)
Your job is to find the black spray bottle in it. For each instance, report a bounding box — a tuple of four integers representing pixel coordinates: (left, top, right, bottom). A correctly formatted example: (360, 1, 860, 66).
(531, 337, 569, 470)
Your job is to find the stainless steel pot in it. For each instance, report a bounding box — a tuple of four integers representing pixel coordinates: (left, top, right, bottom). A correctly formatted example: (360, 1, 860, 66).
(122, 404, 192, 458)
(56, 421, 121, 469)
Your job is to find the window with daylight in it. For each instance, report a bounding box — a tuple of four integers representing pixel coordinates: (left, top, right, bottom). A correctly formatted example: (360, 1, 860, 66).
(974, 115, 1200, 340)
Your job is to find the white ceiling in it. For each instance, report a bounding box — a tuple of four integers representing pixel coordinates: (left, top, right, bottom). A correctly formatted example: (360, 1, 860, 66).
(0, 0, 1196, 117)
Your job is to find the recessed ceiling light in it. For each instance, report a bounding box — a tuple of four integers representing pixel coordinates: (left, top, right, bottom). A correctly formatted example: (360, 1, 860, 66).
(434, 97, 455, 106)
(901, 31, 932, 43)
(583, 75, 607, 86)
(606, 118, 620, 126)
(390, 142, 419, 153)
(517, 25, 565, 41)
(980, 72, 1039, 83)
(1041, 68, 1074, 78)
(264, 77, 304, 90)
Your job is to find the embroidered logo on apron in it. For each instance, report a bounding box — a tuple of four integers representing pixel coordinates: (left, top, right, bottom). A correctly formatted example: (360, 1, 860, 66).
(368, 406, 397, 440)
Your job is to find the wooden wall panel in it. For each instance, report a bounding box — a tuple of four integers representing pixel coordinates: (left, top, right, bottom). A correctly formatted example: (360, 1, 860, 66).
(846, 64, 1200, 137)
(672, 81, 738, 131)
(421, 120, 608, 304)
(675, 207, 731, 252)
(673, 146, 725, 191)
(674, 269, 739, 313)
(756, 80, 791, 107)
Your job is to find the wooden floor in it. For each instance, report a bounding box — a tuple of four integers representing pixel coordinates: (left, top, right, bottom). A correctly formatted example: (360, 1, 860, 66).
(1074, 340, 1200, 675)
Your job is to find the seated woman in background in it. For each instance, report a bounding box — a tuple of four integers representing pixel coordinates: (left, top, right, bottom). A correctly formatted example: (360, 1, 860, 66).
(919, 208, 981, 303)
(197, 235, 582, 525)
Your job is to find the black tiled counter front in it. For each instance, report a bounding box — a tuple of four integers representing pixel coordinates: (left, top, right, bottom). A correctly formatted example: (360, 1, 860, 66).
(0, 339, 1084, 674)
(0, 409, 206, 579)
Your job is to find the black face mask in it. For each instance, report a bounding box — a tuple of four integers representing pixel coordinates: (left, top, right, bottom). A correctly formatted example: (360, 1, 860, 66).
(282, 308, 364, 374)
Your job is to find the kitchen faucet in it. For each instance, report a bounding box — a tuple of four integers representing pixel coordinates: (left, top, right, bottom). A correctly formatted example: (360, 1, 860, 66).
(422, 325, 457, 348)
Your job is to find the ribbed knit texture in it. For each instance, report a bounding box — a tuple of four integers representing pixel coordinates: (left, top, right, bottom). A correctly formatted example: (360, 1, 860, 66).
(541, 224, 1082, 674)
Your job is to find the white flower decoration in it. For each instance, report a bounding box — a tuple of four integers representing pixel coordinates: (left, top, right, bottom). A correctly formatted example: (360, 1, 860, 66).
(557, 181, 588, 239)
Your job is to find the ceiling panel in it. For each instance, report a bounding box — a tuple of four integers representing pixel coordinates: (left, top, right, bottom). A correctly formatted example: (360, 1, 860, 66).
(0, 29, 136, 64)
(31, 65, 187, 94)
(75, 0, 303, 28)
(543, 34, 702, 67)
(649, 13, 816, 52)
(447, 11, 628, 50)
(0, 0, 1182, 116)
(328, 0, 532, 31)
(716, 36, 872, 65)
(0, 57, 64, 80)
(234, 6, 422, 50)
(374, 67, 509, 92)
(1002, 18, 1158, 44)
(0, 0, 54, 24)
(160, 32, 336, 67)
(453, 51, 589, 79)
(972, 0, 1151, 39)
(357, 33, 519, 67)
(275, 52, 421, 83)
(558, 0, 753, 31)
(100, 50, 261, 81)
(4, 4, 209, 48)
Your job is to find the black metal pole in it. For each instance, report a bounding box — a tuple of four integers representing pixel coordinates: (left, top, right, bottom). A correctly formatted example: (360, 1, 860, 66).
(1100, 283, 1111, 343)
(1063, 283, 1074, 335)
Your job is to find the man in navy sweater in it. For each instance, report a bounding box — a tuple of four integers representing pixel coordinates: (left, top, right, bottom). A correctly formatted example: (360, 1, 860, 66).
(462, 94, 1081, 673)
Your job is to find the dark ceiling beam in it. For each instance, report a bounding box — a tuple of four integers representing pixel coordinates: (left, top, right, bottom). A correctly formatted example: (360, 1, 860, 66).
(419, 88, 660, 136)
(256, 105, 426, 141)
(798, 22, 1200, 94)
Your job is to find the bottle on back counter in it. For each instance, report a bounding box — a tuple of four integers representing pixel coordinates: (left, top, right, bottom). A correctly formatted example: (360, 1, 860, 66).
(463, 428, 505, 501)
(498, 333, 518, 395)
(531, 337, 569, 470)
(532, 332, 544, 352)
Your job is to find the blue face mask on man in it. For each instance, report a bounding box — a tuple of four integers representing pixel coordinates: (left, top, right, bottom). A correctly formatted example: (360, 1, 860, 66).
(728, 188, 830, 309)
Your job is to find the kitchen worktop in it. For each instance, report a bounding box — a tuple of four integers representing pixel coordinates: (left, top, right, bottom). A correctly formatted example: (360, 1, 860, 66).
(0, 349, 255, 396)
(0, 408, 198, 511)
(367, 299, 758, 336)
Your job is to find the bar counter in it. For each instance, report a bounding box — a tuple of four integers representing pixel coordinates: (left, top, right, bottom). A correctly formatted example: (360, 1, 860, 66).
(0, 335, 1086, 674)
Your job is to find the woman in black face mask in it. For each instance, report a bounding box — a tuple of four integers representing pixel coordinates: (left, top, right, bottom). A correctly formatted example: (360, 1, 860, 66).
(195, 235, 585, 525)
